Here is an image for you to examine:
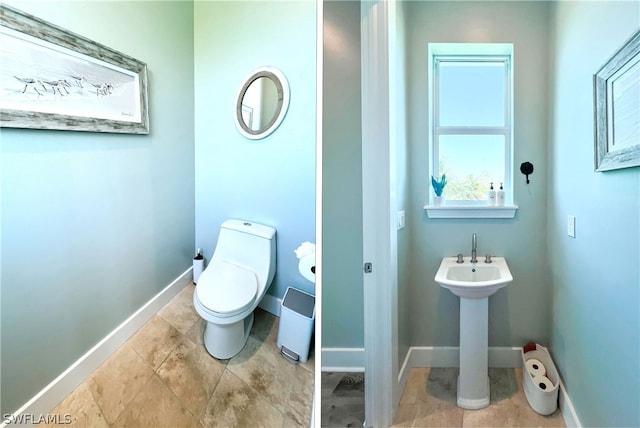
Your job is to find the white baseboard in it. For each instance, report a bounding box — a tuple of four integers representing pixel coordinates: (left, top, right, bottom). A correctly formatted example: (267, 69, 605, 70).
(321, 347, 365, 372)
(559, 380, 582, 427)
(2, 268, 193, 428)
(258, 293, 282, 317)
(401, 346, 522, 370)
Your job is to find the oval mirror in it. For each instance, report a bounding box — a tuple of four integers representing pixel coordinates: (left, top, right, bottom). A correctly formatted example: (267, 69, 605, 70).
(235, 67, 290, 140)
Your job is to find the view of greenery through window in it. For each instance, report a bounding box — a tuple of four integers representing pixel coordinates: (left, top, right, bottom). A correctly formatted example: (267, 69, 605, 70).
(440, 160, 491, 201)
(439, 135, 505, 200)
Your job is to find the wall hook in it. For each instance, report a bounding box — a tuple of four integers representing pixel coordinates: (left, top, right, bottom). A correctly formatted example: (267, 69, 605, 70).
(520, 162, 534, 184)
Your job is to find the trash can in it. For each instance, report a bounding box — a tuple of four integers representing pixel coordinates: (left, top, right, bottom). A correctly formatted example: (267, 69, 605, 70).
(277, 286, 315, 363)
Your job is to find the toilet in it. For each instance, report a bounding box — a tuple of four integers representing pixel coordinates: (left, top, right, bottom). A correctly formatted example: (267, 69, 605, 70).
(193, 219, 276, 359)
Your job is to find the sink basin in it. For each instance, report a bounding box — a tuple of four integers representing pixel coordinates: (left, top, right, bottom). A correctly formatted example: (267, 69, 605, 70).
(435, 256, 513, 299)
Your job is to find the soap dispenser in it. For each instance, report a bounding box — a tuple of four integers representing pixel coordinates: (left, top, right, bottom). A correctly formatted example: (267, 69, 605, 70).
(497, 183, 505, 206)
(488, 182, 497, 206)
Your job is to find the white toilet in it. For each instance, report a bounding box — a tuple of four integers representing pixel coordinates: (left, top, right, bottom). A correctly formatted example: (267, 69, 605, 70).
(193, 219, 276, 359)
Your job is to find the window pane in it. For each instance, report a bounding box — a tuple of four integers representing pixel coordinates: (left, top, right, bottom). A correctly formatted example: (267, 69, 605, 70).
(439, 61, 505, 127)
(438, 135, 505, 201)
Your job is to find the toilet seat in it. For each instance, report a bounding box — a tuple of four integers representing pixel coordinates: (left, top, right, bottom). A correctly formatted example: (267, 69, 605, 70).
(196, 261, 257, 316)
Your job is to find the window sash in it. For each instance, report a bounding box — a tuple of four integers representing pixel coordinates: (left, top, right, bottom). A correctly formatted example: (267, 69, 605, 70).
(432, 54, 512, 204)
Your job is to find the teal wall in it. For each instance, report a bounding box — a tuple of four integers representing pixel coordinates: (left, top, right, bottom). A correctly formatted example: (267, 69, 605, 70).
(548, 2, 640, 426)
(322, 1, 364, 348)
(0, 1, 195, 415)
(405, 1, 551, 347)
(193, 2, 316, 299)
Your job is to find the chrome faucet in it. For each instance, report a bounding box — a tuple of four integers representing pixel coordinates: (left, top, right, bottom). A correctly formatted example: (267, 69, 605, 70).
(471, 233, 478, 263)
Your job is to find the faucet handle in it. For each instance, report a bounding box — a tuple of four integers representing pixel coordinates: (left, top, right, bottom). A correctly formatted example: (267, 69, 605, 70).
(484, 253, 492, 263)
(456, 253, 464, 263)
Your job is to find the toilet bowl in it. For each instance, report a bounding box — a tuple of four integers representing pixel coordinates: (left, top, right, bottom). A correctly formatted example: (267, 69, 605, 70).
(193, 219, 276, 359)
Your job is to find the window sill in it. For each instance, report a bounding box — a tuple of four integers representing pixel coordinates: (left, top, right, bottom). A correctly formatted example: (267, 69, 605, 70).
(424, 204, 518, 219)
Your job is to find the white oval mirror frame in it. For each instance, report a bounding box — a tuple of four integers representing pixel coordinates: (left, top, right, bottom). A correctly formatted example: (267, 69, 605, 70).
(235, 67, 290, 140)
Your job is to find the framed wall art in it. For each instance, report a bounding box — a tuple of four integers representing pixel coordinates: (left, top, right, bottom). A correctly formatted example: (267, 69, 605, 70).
(594, 28, 640, 171)
(0, 4, 149, 134)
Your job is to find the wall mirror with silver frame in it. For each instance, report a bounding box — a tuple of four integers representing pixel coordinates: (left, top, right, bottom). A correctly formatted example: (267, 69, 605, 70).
(235, 66, 290, 140)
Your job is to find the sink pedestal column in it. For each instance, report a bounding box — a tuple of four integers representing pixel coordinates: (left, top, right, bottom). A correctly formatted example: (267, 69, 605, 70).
(457, 296, 490, 409)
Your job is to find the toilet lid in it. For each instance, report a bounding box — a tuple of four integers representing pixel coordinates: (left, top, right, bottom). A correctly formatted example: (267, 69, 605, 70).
(197, 261, 258, 315)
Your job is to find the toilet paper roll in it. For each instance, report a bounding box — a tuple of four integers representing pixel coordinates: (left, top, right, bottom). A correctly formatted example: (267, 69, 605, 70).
(526, 358, 546, 377)
(298, 254, 315, 283)
(295, 242, 316, 259)
(532, 376, 554, 392)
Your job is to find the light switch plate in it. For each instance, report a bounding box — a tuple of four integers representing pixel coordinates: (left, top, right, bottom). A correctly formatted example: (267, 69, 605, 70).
(567, 215, 576, 238)
(397, 211, 405, 230)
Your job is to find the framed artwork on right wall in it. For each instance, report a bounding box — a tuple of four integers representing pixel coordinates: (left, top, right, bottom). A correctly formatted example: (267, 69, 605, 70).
(594, 28, 640, 172)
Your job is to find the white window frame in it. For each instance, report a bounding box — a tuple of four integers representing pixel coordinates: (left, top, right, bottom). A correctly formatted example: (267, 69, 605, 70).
(426, 43, 517, 218)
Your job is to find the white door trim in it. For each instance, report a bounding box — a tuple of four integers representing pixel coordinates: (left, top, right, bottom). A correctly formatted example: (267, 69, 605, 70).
(361, 1, 398, 426)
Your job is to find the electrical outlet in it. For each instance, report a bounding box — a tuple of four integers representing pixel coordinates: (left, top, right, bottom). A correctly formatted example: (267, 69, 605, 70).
(567, 215, 576, 238)
(397, 211, 405, 230)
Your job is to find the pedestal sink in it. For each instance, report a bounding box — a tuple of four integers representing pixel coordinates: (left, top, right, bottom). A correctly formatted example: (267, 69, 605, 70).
(435, 256, 513, 409)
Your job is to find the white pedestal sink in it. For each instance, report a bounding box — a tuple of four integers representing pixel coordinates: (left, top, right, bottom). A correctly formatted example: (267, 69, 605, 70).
(435, 256, 513, 409)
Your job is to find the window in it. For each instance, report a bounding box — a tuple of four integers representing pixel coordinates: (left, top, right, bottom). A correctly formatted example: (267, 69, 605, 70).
(429, 44, 513, 206)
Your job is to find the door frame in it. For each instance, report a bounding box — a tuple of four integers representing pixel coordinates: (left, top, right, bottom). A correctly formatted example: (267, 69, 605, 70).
(361, 1, 399, 426)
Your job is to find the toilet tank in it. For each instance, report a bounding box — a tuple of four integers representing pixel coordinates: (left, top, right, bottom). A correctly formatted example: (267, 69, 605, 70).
(213, 219, 276, 288)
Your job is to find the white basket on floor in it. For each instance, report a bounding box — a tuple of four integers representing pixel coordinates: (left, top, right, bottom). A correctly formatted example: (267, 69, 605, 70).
(521, 343, 559, 415)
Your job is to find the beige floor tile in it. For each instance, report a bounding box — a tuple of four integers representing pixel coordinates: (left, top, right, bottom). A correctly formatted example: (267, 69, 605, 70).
(298, 339, 315, 374)
(284, 364, 314, 427)
(423, 367, 458, 405)
(40, 382, 107, 428)
(157, 339, 226, 419)
(461, 397, 564, 428)
(462, 368, 565, 428)
(395, 367, 463, 427)
(200, 370, 284, 428)
(159, 284, 200, 334)
(392, 404, 418, 427)
(40, 293, 314, 428)
(185, 318, 206, 348)
(251, 308, 280, 347)
(462, 399, 517, 427)
(412, 401, 464, 427)
(226, 335, 296, 412)
(129, 315, 182, 370)
(87, 343, 155, 424)
(489, 367, 519, 402)
(284, 415, 304, 428)
(112, 375, 198, 428)
(399, 368, 430, 405)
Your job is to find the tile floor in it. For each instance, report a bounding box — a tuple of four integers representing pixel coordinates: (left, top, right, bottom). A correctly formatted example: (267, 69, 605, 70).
(320, 372, 365, 427)
(393, 367, 566, 427)
(320, 368, 566, 428)
(42, 284, 314, 428)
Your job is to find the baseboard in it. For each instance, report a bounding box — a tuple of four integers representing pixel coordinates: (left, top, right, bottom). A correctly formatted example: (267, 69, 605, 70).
(321, 347, 366, 372)
(258, 293, 282, 317)
(559, 380, 582, 427)
(1, 268, 193, 428)
(400, 346, 522, 371)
